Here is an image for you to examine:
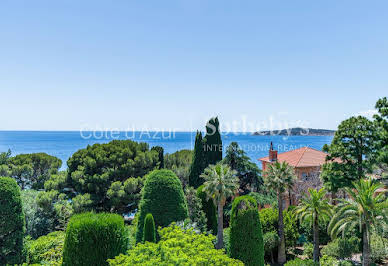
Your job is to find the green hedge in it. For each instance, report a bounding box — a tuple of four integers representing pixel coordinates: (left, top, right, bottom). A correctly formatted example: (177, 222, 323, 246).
(197, 184, 217, 234)
(0, 177, 25, 265)
(143, 213, 156, 243)
(230, 196, 264, 266)
(62, 212, 128, 266)
(135, 170, 188, 243)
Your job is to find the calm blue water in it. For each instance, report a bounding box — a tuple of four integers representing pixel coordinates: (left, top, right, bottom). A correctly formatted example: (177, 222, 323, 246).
(0, 131, 333, 170)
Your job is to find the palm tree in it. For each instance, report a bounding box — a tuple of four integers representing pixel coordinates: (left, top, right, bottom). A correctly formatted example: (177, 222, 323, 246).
(328, 178, 388, 266)
(295, 188, 332, 262)
(201, 163, 239, 249)
(263, 161, 296, 264)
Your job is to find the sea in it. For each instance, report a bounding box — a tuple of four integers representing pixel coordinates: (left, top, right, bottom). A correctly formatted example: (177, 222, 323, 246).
(0, 131, 333, 170)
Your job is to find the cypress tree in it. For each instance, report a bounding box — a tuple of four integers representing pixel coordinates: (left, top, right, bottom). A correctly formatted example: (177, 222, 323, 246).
(203, 117, 222, 166)
(151, 146, 164, 169)
(197, 185, 217, 235)
(230, 196, 264, 266)
(143, 213, 156, 243)
(0, 177, 25, 265)
(189, 131, 206, 188)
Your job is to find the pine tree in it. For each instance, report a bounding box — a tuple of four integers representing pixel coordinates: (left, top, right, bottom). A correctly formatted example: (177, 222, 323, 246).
(203, 117, 222, 165)
(189, 131, 206, 188)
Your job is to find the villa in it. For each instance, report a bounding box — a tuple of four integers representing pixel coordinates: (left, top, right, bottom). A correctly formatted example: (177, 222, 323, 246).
(258, 142, 329, 208)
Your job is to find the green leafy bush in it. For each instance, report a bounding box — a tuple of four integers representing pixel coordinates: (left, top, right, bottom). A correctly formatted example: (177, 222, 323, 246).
(320, 255, 354, 266)
(321, 237, 360, 259)
(26, 231, 64, 265)
(135, 169, 188, 242)
(284, 258, 317, 266)
(370, 233, 388, 263)
(62, 212, 129, 266)
(263, 230, 278, 263)
(143, 213, 156, 243)
(303, 242, 314, 259)
(197, 184, 217, 234)
(230, 196, 264, 266)
(108, 224, 243, 265)
(0, 177, 25, 265)
(185, 186, 207, 232)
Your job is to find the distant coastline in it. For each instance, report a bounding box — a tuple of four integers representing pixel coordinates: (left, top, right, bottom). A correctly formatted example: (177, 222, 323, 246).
(253, 127, 336, 136)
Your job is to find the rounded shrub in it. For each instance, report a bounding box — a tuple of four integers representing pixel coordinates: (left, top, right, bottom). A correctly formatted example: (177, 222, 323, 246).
(197, 184, 217, 234)
(62, 212, 128, 266)
(230, 195, 264, 266)
(0, 177, 25, 265)
(135, 170, 188, 243)
(143, 213, 156, 243)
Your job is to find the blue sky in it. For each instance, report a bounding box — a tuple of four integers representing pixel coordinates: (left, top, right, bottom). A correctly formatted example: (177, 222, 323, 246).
(0, 0, 387, 131)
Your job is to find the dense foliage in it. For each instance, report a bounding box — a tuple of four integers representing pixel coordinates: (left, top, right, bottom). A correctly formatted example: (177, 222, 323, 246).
(66, 140, 159, 212)
(185, 186, 207, 232)
(197, 184, 217, 234)
(143, 213, 156, 243)
(135, 169, 188, 243)
(108, 224, 243, 265)
(189, 131, 206, 188)
(223, 142, 262, 194)
(25, 231, 64, 265)
(322, 116, 376, 192)
(62, 212, 129, 266)
(0, 177, 25, 265)
(229, 196, 264, 265)
(321, 237, 360, 260)
(165, 149, 192, 186)
(151, 146, 164, 169)
(1, 153, 61, 190)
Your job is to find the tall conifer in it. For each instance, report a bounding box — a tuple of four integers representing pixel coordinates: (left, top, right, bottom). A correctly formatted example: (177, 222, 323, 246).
(189, 131, 205, 188)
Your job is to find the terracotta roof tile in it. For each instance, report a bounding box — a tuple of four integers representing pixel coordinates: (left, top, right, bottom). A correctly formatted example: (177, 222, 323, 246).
(258, 147, 329, 167)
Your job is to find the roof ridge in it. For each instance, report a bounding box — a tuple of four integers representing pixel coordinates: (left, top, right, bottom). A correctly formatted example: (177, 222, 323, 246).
(295, 147, 308, 167)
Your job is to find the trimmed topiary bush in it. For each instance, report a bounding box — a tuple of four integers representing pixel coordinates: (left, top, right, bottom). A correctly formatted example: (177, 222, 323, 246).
(62, 212, 128, 266)
(135, 170, 188, 243)
(230, 195, 264, 266)
(0, 177, 25, 265)
(197, 184, 217, 234)
(143, 213, 156, 243)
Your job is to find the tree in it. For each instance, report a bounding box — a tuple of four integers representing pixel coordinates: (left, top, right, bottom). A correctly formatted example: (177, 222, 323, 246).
(8, 153, 62, 189)
(151, 146, 164, 169)
(328, 178, 388, 266)
(135, 169, 188, 243)
(373, 97, 388, 165)
(0, 177, 25, 265)
(143, 213, 156, 243)
(0, 149, 11, 165)
(200, 163, 239, 249)
(323, 116, 376, 192)
(223, 142, 262, 194)
(295, 188, 332, 262)
(185, 186, 207, 232)
(230, 195, 264, 265)
(263, 161, 296, 264)
(66, 140, 159, 212)
(165, 149, 193, 187)
(197, 185, 217, 234)
(203, 117, 223, 165)
(189, 131, 206, 188)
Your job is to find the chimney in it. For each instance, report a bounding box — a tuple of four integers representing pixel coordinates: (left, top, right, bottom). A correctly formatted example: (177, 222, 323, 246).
(269, 142, 278, 162)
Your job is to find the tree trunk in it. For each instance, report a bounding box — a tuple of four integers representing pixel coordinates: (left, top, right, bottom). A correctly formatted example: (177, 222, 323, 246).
(216, 201, 224, 249)
(362, 224, 370, 266)
(277, 191, 287, 264)
(313, 214, 320, 262)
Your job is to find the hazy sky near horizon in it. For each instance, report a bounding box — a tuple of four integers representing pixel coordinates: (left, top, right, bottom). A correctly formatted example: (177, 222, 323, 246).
(0, 0, 387, 131)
